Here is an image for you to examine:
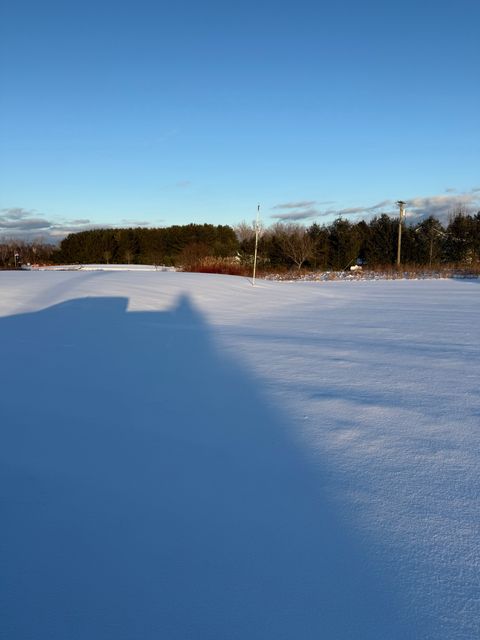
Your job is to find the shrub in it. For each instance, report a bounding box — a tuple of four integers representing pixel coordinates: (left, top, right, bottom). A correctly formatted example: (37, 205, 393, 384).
(181, 256, 251, 276)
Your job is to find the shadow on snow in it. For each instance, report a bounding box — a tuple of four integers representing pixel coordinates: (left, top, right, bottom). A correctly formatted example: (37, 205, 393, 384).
(1, 295, 419, 639)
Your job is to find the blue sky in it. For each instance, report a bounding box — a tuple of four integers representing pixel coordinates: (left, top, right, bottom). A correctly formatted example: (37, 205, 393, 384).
(1, 0, 479, 240)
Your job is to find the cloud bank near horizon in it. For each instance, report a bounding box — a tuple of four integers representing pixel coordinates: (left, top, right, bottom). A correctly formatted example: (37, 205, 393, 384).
(2, 188, 479, 242)
(404, 192, 480, 223)
(0, 208, 154, 243)
(270, 189, 480, 225)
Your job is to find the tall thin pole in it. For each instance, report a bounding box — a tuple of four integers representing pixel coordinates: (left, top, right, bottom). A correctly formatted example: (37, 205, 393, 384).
(396, 201, 406, 266)
(252, 204, 260, 286)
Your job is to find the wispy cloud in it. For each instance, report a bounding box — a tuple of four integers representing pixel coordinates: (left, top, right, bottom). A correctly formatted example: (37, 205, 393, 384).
(270, 199, 337, 221)
(270, 198, 395, 222)
(0, 218, 53, 231)
(336, 207, 365, 215)
(272, 200, 317, 210)
(271, 208, 323, 222)
(369, 200, 392, 210)
(2, 207, 31, 221)
(334, 201, 393, 217)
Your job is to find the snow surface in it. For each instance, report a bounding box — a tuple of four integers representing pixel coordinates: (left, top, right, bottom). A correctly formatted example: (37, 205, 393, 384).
(1, 271, 479, 639)
(23, 263, 175, 272)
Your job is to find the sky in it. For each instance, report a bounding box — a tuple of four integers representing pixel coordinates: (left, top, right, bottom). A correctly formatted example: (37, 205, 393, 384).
(1, 0, 479, 241)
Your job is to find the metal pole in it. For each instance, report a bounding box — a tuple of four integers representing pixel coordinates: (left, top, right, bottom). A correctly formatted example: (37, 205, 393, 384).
(252, 204, 260, 286)
(396, 201, 406, 266)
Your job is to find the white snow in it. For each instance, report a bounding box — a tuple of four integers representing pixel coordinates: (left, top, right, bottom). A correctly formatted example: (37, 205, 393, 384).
(23, 263, 176, 272)
(1, 271, 479, 639)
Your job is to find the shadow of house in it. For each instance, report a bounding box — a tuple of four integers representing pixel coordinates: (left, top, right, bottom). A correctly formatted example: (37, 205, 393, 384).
(1, 295, 419, 639)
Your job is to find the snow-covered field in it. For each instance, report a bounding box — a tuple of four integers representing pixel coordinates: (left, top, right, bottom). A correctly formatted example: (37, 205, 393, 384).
(1, 271, 479, 639)
(23, 263, 176, 272)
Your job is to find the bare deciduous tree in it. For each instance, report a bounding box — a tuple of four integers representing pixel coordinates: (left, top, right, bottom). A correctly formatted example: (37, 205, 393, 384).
(271, 223, 315, 270)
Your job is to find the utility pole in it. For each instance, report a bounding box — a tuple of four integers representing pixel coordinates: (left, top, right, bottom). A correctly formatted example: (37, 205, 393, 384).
(252, 204, 260, 286)
(396, 201, 406, 266)
(429, 230, 434, 268)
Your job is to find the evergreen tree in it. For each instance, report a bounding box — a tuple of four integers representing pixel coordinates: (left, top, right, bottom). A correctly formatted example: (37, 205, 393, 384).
(328, 218, 362, 269)
(364, 214, 397, 266)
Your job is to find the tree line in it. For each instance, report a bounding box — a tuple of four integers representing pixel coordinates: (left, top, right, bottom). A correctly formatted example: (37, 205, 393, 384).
(55, 224, 238, 266)
(0, 240, 57, 269)
(1, 212, 479, 270)
(239, 212, 480, 270)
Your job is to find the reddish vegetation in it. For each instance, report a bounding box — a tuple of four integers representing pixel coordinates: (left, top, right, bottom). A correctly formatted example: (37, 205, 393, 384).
(182, 257, 251, 276)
